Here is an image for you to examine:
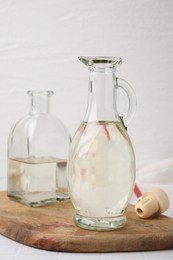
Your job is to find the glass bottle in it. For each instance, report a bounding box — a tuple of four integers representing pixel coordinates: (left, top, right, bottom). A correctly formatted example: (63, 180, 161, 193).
(68, 56, 136, 231)
(8, 90, 71, 206)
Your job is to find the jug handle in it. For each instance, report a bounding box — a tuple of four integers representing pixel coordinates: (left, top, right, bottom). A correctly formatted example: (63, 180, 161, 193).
(116, 77, 137, 127)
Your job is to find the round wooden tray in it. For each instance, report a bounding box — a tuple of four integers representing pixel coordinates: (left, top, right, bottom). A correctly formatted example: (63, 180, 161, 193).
(0, 192, 173, 252)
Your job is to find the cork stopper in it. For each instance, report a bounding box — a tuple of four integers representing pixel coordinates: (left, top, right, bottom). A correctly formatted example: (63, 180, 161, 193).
(135, 188, 170, 219)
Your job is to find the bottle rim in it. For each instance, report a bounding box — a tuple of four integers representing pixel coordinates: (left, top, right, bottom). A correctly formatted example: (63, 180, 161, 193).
(27, 90, 54, 96)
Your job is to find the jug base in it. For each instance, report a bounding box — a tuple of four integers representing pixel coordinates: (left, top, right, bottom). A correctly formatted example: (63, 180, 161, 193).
(74, 213, 126, 231)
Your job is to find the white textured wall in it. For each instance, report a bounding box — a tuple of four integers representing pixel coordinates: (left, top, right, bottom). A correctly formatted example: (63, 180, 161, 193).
(0, 0, 173, 187)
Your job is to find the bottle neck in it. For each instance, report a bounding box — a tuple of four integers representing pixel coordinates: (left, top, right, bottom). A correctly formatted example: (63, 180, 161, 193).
(28, 91, 53, 114)
(84, 69, 119, 122)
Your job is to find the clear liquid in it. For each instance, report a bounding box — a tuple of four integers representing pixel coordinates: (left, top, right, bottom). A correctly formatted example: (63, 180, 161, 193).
(8, 157, 69, 206)
(68, 121, 135, 218)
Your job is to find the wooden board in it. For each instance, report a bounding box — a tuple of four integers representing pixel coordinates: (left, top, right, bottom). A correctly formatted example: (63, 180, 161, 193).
(0, 191, 173, 252)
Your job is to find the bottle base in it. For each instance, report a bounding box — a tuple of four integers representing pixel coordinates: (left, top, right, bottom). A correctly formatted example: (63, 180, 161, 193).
(74, 213, 126, 231)
(56, 192, 70, 201)
(8, 191, 69, 207)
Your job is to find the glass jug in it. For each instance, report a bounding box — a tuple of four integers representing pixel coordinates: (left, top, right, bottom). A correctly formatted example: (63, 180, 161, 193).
(8, 90, 71, 206)
(68, 56, 136, 231)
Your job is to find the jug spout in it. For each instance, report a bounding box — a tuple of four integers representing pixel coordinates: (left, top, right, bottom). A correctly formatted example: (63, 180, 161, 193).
(78, 56, 122, 71)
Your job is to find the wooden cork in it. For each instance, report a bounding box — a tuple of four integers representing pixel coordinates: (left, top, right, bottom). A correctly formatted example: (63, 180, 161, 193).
(135, 188, 170, 219)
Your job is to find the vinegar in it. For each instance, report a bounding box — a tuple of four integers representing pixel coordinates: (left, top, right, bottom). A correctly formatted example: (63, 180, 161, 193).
(8, 157, 68, 206)
(68, 121, 135, 218)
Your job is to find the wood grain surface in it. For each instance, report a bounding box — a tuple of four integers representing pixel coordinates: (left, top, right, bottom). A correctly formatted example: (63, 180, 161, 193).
(0, 192, 173, 252)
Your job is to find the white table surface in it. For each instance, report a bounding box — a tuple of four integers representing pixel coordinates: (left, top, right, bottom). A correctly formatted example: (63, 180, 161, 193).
(1, 158, 173, 259)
